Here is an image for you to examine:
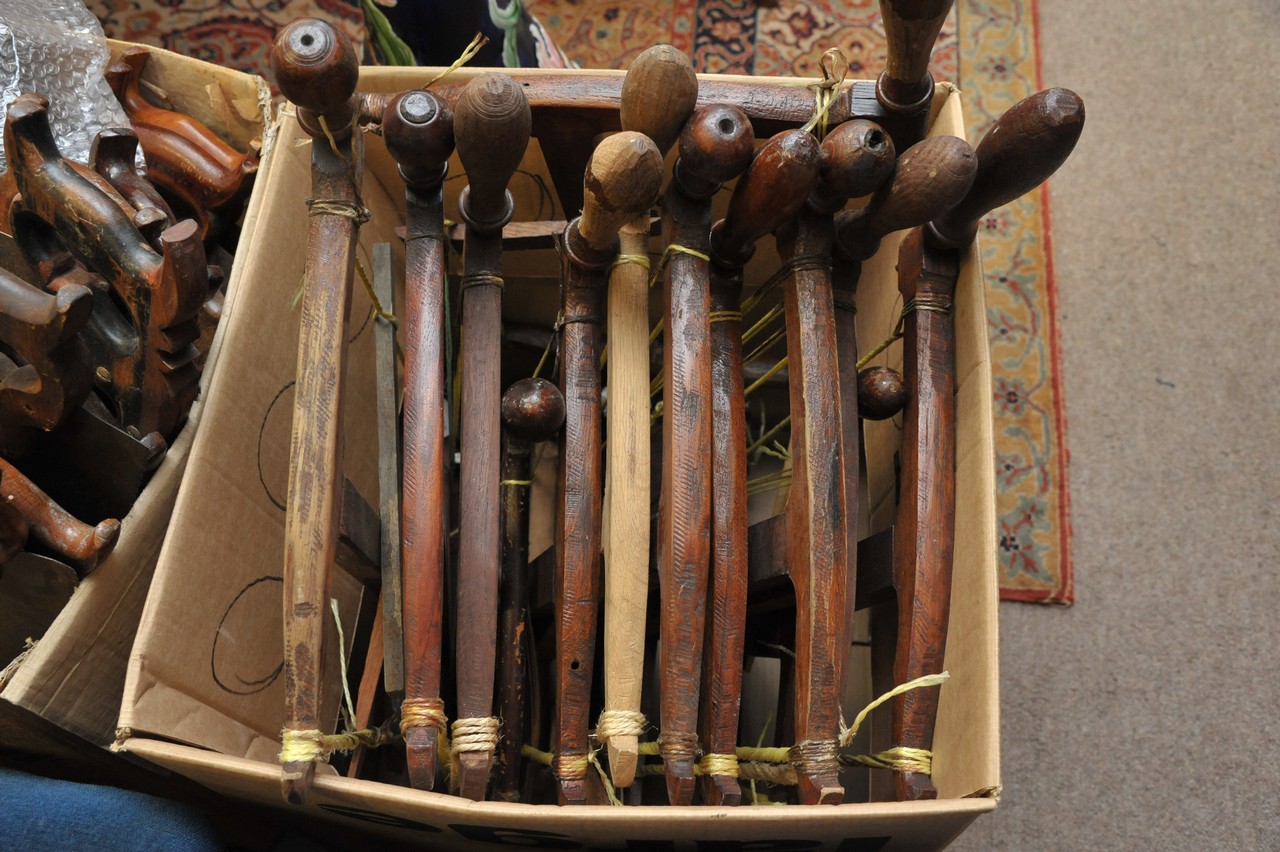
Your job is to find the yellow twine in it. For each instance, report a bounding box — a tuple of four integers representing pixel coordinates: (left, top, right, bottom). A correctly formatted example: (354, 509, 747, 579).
(839, 671, 949, 748)
(610, 253, 651, 272)
(647, 244, 711, 290)
(533, 312, 560, 379)
(595, 709, 647, 740)
(521, 744, 554, 767)
(709, 310, 743, 324)
(449, 716, 500, 789)
(798, 49, 849, 141)
(747, 414, 791, 456)
(744, 356, 789, 398)
(858, 296, 953, 370)
(741, 303, 785, 345)
(423, 33, 489, 89)
(844, 746, 933, 775)
(699, 752, 740, 778)
(500, 478, 533, 487)
(400, 696, 451, 778)
(355, 257, 396, 325)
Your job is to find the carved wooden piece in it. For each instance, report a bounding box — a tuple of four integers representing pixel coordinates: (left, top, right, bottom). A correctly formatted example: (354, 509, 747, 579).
(496, 378, 564, 801)
(601, 45, 697, 791)
(0, 456, 119, 577)
(452, 73, 530, 801)
(382, 87, 455, 792)
(88, 128, 176, 251)
(4, 95, 206, 441)
(554, 132, 662, 805)
(0, 266, 93, 434)
(858, 366, 908, 421)
(106, 47, 258, 238)
(370, 242, 404, 704)
(271, 17, 363, 805)
(875, 0, 955, 147)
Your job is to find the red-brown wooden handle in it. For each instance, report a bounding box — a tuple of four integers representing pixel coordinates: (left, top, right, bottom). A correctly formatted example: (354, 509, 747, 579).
(0, 456, 119, 577)
(455, 73, 531, 232)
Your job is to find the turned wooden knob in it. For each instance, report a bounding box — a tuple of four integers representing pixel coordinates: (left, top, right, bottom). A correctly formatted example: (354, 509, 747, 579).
(877, 0, 954, 110)
(674, 104, 755, 198)
(576, 132, 664, 253)
(455, 73, 532, 232)
(811, 119, 896, 213)
(858, 366, 907, 420)
(709, 129, 822, 267)
(501, 378, 566, 445)
(383, 89, 455, 188)
(929, 88, 1085, 249)
(270, 19, 359, 121)
(621, 45, 698, 156)
(835, 134, 976, 261)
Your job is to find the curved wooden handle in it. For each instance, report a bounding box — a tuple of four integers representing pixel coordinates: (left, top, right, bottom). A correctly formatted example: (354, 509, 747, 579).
(0, 267, 92, 432)
(577, 131, 663, 252)
(382, 90, 455, 188)
(930, 88, 1085, 249)
(811, 119, 895, 213)
(271, 18, 360, 129)
(620, 44, 698, 156)
(835, 134, 976, 261)
(675, 104, 755, 197)
(877, 0, 954, 107)
(709, 129, 821, 267)
(89, 128, 176, 227)
(0, 456, 119, 577)
(455, 73, 531, 231)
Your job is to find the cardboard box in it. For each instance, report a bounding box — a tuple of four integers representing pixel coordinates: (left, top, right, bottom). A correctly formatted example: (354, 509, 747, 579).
(116, 66, 999, 849)
(0, 41, 271, 752)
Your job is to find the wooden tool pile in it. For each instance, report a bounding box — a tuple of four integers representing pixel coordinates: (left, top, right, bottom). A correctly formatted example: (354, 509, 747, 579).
(0, 48, 258, 593)
(272, 6, 1083, 809)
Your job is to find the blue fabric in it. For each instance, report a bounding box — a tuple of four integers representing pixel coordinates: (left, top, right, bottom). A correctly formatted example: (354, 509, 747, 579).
(0, 767, 223, 851)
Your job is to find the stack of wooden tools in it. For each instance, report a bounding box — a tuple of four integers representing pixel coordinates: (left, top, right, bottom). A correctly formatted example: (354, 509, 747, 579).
(273, 3, 1084, 809)
(0, 47, 258, 652)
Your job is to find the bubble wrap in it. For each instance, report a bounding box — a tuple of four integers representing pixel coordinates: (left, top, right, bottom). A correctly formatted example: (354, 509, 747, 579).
(0, 1, 130, 171)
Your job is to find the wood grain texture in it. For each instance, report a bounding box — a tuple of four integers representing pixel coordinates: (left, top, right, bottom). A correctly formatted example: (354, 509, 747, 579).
(891, 227, 957, 801)
(0, 456, 119, 577)
(776, 204, 848, 807)
(105, 47, 257, 239)
(929, 87, 1085, 250)
(88, 128, 176, 248)
(876, 0, 955, 147)
(496, 379, 563, 802)
(4, 94, 205, 441)
(453, 76, 531, 800)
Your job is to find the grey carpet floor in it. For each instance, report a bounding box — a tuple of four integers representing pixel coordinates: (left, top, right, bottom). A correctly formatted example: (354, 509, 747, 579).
(953, 1, 1280, 849)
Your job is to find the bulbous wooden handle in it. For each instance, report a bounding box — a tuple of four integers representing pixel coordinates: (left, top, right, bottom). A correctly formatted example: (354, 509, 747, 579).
(383, 90, 455, 188)
(835, 134, 976, 261)
(271, 18, 360, 122)
(455, 73, 532, 231)
(709, 129, 822, 267)
(620, 44, 698, 156)
(577, 132, 664, 252)
(858, 366, 907, 421)
(929, 88, 1085, 249)
(501, 377, 565, 445)
(811, 119, 896, 212)
(675, 104, 755, 196)
(877, 0, 954, 109)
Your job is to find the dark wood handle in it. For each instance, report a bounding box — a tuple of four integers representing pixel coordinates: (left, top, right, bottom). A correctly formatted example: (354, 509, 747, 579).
(0, 476, 28, 564)
(0, 456, 119, 576)
(674, 104, 755, 197)
(620, 44, 698, 156)
(89, 128, 176, 231)
(382, 90, 455, 188)
(270, 18, 360, 122)
(930, 87, 1085, 249)
(709, 129, 821, 267)
(0, 267, 93, 433)
(891, 226, 958, 801)
(835, 134, 976, 261)
(105, 47, 258, 228)
(455, 73, 531, 231)
(858, 366, 908, 421)
(811, 119, 895, 213)
(577, 131, 663, 253)
(877, 0, 954, 107)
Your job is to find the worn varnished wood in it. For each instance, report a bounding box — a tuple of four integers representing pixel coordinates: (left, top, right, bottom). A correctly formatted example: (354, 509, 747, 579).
(858, 366, 908, 421)
(270, 18, 363, 805)
(0, 456, 119, 577)
(370, 242, 404, 705)
(105, 48, 258, 239)
(452, 73, 530, 801)
(875, 0, 955, 147)
(496, 378, 564, 802)
(814, 120, 896, 668)
(382, 87, 455, 792)
(88, 128, 176, 250)
(4, 95, 205, 441)
(601, 45, 698, 791)
(555, 132, 662, 805)
(0, 266, 92, 436)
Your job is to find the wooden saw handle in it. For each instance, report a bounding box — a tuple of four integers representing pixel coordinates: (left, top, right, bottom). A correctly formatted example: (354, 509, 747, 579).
(0, 456, 119, 577)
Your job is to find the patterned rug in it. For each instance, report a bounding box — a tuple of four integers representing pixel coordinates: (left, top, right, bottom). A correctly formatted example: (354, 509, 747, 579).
(529, 0, 1073, 604)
